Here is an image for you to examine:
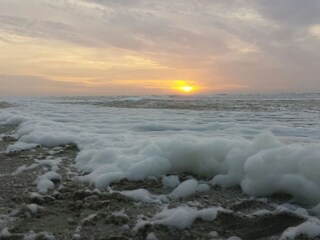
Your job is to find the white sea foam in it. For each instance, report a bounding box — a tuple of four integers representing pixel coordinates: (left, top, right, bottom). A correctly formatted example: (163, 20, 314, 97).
(170, 179, 199, 199)
(6, 142, 39, 153)
(280, 217, 320, 240)
(134, 206, 227, 230)
(36, 171, 61, 193)
(162, 175, 180, 188)
(0, 95, 320, 205)
(119, 188, 168, 204)
(26, 204, 44, 214)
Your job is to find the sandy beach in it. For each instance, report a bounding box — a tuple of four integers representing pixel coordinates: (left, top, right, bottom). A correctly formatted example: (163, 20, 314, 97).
(0, 110, 316, 240)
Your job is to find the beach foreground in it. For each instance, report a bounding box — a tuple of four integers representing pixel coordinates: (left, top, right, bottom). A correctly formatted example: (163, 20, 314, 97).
(0, 125, 318, 240)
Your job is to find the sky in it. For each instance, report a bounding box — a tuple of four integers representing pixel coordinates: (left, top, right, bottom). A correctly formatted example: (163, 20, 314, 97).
(0, 0, 320, 96)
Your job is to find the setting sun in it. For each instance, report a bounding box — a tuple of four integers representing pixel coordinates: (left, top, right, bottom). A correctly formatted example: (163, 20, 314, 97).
(171, 80, 198, 94)
(179, 85, 194, 93)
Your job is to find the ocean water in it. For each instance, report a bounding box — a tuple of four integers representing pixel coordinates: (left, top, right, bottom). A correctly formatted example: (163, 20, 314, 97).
(1, 93, 320, 204)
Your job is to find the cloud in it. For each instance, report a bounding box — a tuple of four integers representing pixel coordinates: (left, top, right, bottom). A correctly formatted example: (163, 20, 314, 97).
(0, 0, 320, 94)
(250, 0, 320, 26)
(0, 74, 173, 96)
(309, 25, 320, 39)
(0, 74, 88, 96)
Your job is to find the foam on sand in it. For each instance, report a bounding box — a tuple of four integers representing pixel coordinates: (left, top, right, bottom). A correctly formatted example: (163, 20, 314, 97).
(76, 132, 320, 205)
(170, 179, 199, 199)
(134, 206, 228, 230)
(119, 188, 168, 204)
(162, 175, 180, 188)
(280, 217, 320, 239)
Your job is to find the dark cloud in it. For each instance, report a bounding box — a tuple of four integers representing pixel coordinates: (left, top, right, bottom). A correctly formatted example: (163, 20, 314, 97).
(251, 0, 320, 26)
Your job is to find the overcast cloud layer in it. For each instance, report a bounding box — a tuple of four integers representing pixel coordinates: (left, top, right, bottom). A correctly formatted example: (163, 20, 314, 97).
(0, 0, 320, 96)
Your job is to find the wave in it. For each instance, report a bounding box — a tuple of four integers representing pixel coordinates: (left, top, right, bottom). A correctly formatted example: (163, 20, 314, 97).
(1, 100, 320, 205)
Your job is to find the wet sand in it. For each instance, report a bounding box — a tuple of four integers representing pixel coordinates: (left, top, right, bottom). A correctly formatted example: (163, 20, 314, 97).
(0, 124, 315, 240)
